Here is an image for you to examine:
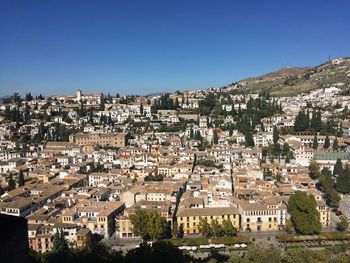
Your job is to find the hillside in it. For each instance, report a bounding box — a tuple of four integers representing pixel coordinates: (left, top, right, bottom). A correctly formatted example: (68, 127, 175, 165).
(236, 57, 350, 96)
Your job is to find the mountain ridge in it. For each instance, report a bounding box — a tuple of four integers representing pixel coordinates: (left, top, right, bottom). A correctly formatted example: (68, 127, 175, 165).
(233, 57, 350, 96)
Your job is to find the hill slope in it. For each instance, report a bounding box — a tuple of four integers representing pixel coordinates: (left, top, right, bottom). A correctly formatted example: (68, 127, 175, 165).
(235, 58, 350, 96)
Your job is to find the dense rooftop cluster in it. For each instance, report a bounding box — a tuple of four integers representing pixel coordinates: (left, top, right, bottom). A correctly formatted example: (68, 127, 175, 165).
(1, 58, 350, 261)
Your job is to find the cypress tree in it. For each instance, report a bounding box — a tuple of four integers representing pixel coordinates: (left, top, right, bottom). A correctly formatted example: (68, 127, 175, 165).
(7, 174, 16, 191)
(273, 126, 279, 145)
(312, 134, 318, 149)
(335, 165, 350, 194)
(244, 131, 255, 147)
(333, 138, 339, 151)
(323, 135, 330, 148)
(140, 103, 144, 115)
(338, 123, 343, 137)
(213, 129, 219, 145)
(18, 169, 25, 187)
(333, 158, 343, 176)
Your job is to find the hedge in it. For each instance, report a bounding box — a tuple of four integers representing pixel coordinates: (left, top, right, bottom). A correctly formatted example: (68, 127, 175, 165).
(166, 236, 251, 246)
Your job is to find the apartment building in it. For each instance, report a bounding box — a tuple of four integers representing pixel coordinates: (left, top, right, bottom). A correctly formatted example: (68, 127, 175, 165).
(237, 199, 286, 232)
(61, 200, 125, 238)
(27, 223, 55, 253)
(253, 132, 273, 147)
(69, 132, 126, 147)
(176, 206, 240, 235)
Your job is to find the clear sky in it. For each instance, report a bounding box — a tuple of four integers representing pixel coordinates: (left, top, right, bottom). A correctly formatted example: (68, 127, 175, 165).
(0, 0, 350, 97)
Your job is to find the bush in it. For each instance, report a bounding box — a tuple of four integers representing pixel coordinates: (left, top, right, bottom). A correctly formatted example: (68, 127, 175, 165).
(212, 236, 251, 245)
(320, 232, 350, 240)
(168, 237, 209, 246)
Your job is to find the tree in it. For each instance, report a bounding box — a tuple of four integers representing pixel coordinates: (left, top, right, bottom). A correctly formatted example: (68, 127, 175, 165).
(338, 123, 344, 137)
(129, 209, 149, 241)
(288, 191, 322, 235)
(336, 217, 349, 232)
(243, 246, 283, 263)
(211, 219, 223, 237)
(335, 165, 350, 194)
(273, 126, 279, 145)
(310, 110, 322, 132)
(212, 129, 219, 145)
(177, 224, 184, 238)
(140, 103, 144, 115)
(262, 148, 268, 161)
(244, 131, 255, 147)
(99, 97, 105, 111)
(198, 218, 213, 237)
(333, 138, 339, 151)
(25, 92, 34, 101)
(221, 219, 237, 236)
(312, 134, 318, 149)
(147, 211, 167, 240)
(18, 169, 25, 187)
(308, 161, 320, 179)
(281, 142, 290, 157)
(130, 209, 168, 241)
(284, 247, 332, 263)
(333, 158, 343, 176)
(125, 241, 191, 263)
(260, 122, 265, 132)
(52, 229, 69, 253)
(7, 174, 16, 191)
(294, 110, 309, 132)
(78, 99, 85, 117)
(326, 190, 340, 208)
(323, 135, 330, 148)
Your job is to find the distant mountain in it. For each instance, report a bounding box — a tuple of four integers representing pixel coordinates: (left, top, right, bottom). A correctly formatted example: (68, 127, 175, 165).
(235, 57, 350, 96)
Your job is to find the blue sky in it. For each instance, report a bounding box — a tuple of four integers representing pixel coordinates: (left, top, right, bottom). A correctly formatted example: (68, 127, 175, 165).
(0, 0, 350, 96)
